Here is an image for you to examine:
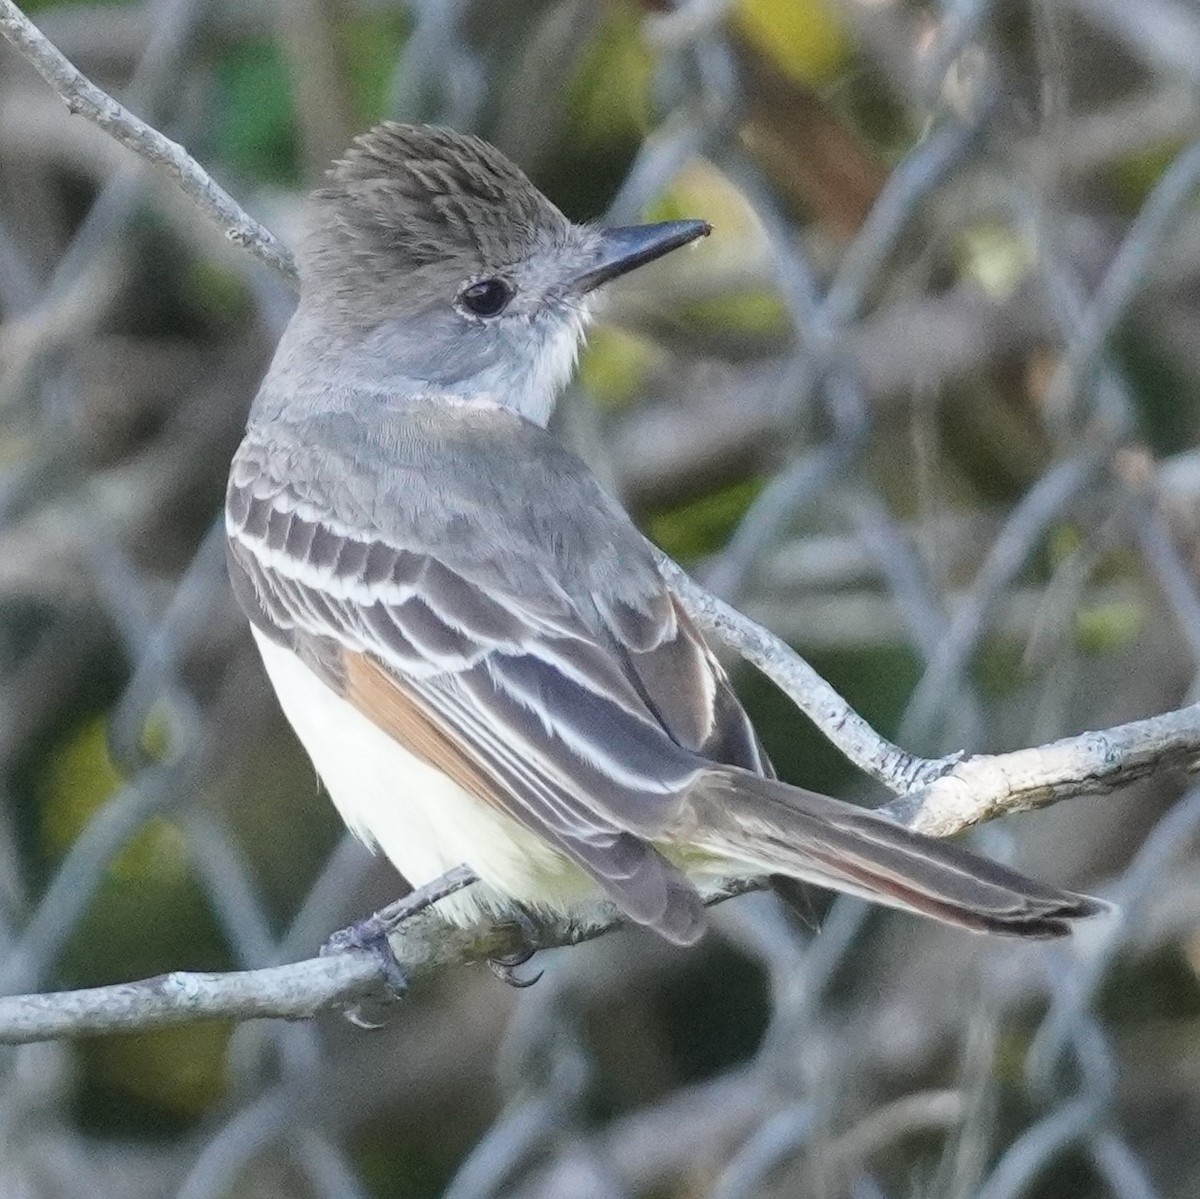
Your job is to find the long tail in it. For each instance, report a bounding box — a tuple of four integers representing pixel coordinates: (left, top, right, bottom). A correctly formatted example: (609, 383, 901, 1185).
(689, 769, 1107, 937)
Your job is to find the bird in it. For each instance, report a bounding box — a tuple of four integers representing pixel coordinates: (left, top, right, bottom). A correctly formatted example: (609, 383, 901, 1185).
(225, 121, 1103, 957)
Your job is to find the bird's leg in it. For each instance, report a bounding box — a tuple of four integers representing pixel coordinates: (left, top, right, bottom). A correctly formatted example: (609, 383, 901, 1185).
(488, 904, 545, 988)
(322, 864, 479, 1009)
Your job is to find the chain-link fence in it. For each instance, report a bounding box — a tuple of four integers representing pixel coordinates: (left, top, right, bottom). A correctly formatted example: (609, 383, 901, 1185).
(2, 0, 1200, 1196)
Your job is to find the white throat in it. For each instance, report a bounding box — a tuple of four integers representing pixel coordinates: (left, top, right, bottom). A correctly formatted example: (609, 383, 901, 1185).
(482, 305, 588, 427)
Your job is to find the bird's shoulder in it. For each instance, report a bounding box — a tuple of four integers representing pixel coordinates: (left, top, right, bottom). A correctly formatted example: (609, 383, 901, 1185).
(227, 392, 664, 621)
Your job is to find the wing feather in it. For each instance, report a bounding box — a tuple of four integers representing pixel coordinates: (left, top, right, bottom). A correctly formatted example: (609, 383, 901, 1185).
(342, 651, 704, 941)
(225, 434, 738, 942)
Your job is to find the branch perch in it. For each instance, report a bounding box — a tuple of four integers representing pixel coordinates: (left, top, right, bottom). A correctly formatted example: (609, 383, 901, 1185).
(0, 0, 297, 283)
(4, 699, 1200, 1045)
(0, 878, 764, 1045)
(882, 701, 1200, 835)
(659, 556, 951, 792)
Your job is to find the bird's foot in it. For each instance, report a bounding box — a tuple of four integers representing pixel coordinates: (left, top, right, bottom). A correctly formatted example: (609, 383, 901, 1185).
(322, 916, 410, 1001)
(487, 905, 544, 988)
(322, 864, 479, 1024)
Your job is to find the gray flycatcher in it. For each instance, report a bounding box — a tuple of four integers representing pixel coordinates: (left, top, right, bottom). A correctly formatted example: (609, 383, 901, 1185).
(226, 122, 1102, 952)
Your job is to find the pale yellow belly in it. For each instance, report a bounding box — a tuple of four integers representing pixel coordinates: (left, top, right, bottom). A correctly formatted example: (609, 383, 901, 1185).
(252, 631, 598, 925)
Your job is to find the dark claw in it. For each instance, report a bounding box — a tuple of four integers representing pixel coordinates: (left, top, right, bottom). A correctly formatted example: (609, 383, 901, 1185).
(488, 957, 544, 988)
(486, 906, 544, 988)
(496, 942, 536, 967)
(341, 1003, 389, 1031)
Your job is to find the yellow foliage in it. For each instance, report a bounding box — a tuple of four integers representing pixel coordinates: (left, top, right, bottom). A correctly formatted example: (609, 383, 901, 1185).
(734, 0, 851, 85)
(682, 288, 789, 335)
(1047, 523, 1084, 565)
(85, 1022, 233, 1117)
(579, 327, 664, 407)
(569, 3, 654, 141)
(1075, 600, 1144, 655)
(648, 477, 766, 560)
(646, 157, 763, 239)
(38, 717, 123, 856)
(1111, 139, 1186, 208)
(955, 221, 1035, 300)
(188, 261, 250, 320)
(38, 716, 189, 883)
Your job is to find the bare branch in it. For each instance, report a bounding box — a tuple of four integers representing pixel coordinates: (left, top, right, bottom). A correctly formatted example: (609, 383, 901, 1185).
(0, 952, 380, 1044)
(0, 877, 763, 1045)
(0, 0, 297, 284)
(4, 684, 1198, 1044)
(883, 701, 1200, 835)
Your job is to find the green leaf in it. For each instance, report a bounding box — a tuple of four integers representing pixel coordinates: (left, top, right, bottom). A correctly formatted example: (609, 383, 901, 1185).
(213, 38, 299, 186)
(647, 477, 765, 561)
(340, 10, 412, 125)
(1075, 600, 1144, 656)
(565, 2, 653, 144)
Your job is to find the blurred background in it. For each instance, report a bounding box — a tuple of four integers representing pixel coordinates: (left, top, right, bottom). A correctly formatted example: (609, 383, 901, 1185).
(1, 0, 1199, 1195)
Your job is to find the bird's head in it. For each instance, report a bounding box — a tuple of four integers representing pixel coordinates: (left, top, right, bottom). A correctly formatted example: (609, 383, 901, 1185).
(295, 122, 709, 424)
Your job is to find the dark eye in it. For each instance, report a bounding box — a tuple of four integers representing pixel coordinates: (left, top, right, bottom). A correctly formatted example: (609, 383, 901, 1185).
(458, 278, 514, 318)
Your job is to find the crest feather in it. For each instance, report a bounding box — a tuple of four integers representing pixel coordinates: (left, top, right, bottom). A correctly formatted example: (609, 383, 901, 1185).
(307, 122, 568, 272)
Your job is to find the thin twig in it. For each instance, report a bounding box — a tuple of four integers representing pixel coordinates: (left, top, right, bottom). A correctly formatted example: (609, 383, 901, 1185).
(0, 0, 297, 283)
(882, 701, 1200, 834)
